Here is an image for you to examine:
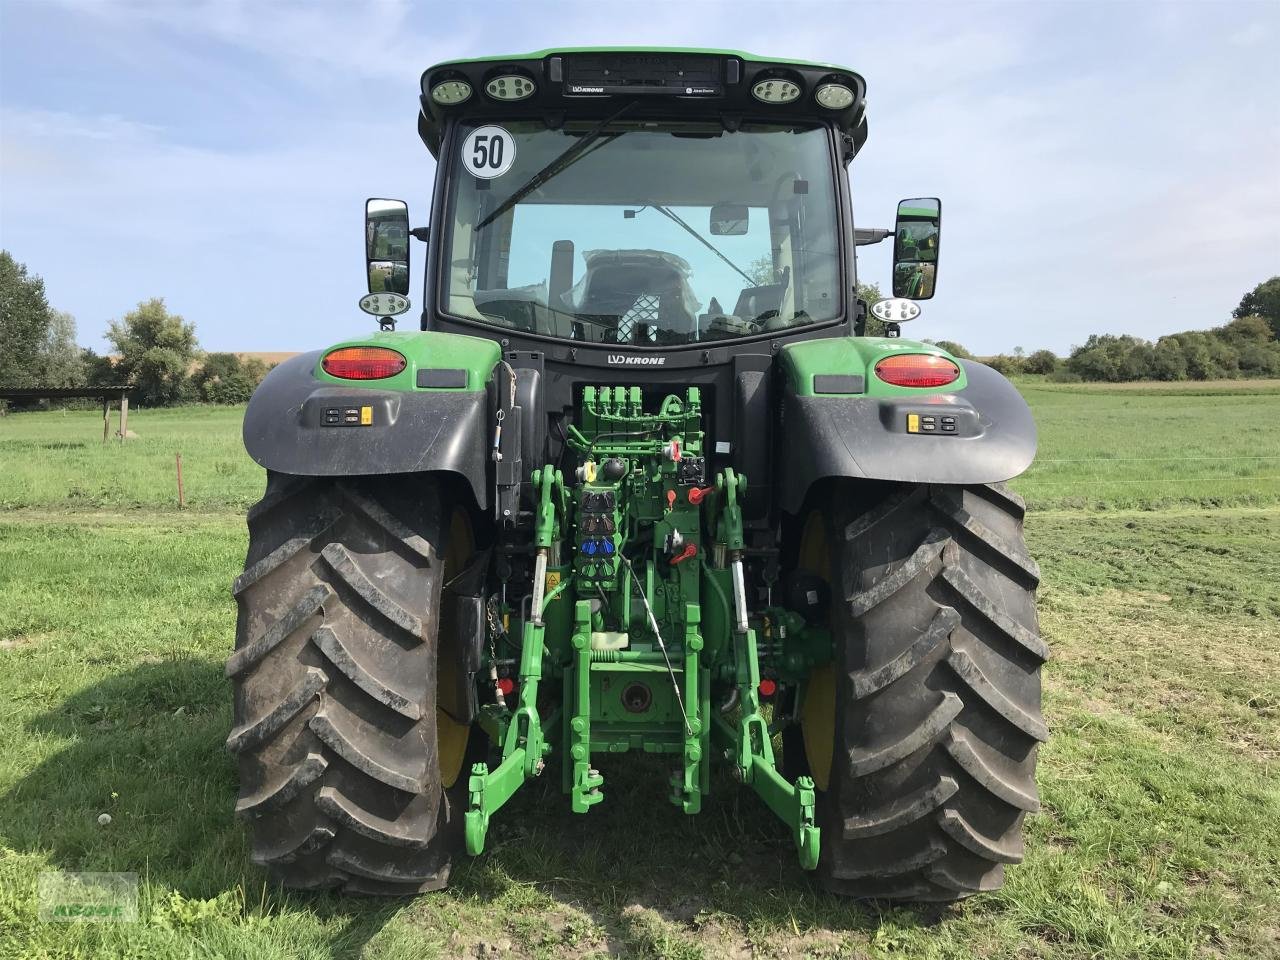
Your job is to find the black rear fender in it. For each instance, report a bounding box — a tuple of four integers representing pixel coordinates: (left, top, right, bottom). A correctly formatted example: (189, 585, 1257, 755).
(778, 359, 1037, 514)
(243, 350, 494, 508)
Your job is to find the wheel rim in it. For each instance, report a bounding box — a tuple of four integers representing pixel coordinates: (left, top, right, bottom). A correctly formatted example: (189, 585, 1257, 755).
(797, 510, 835, 791)
(437, 506, 474, 788)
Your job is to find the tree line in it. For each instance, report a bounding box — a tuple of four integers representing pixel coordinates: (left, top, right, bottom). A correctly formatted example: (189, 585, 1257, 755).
(0, 251, 269, 406)
(3, 250, 1279, 402)
(931, 277, 1280, 382)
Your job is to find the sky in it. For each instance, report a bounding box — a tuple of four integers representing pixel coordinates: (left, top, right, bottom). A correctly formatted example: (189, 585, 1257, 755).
(1, 0, 1277, 356)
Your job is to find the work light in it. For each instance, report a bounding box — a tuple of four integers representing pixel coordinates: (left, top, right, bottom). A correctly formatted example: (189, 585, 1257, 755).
(751, 78, 801, 104)
(485, 75, 536, 101)
(815, 83, 855, 110)
(430, 79, 472, 105)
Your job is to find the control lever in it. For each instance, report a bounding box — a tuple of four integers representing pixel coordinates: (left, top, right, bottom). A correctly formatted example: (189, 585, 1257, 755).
(670, 543, 698, 566)
(687, 486, 714, 506)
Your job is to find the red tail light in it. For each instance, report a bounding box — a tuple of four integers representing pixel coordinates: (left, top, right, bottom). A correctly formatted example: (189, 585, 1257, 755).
(322, 346, 406, 380)
(874, 353, 960, 388)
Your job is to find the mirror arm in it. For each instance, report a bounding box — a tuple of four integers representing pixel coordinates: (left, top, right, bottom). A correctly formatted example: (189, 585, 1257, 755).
(854, 227, 892, 246)
(410, 227, 430, 242)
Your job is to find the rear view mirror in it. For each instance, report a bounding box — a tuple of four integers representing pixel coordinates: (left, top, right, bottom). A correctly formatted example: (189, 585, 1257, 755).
(892, 197, 940, 300)
(709, 203, 749, 236)
(366, 198, 410, 295)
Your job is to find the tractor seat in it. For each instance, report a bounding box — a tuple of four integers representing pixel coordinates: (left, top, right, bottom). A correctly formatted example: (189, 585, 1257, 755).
(732, 282, 785, 323)
(573, 250, 700, 343)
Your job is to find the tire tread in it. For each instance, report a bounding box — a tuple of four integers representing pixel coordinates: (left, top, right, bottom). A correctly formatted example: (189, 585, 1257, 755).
(227, 473, 464, 895)
(818, 482, 1044, 902)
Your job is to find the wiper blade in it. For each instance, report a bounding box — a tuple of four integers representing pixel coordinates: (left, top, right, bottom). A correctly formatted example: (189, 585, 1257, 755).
(651, 205, 754, 286)
(476, 101, 638, 231)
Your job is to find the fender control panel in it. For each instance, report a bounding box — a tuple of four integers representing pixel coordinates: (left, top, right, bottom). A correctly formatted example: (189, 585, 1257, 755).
(906, 412, 957, 435)
(323, 405, 374, 427)
(879, 398, 981, 438)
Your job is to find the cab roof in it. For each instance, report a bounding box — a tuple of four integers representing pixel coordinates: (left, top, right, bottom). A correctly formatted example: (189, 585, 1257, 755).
(417, 47, 867, 158)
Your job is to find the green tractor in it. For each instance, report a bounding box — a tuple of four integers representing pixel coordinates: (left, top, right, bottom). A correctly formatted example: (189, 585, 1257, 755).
(229, 48, 1044, 901)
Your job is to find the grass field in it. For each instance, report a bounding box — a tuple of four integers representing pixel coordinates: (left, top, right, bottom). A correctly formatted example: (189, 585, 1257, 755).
(1, 381, 1278, 959)
(0, 406, 261, 513)
(1016, 380, 1280, 511)
(4, 381, 1280, 514)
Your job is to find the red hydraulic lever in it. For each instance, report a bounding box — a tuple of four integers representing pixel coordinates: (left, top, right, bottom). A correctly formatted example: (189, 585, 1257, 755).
(687, 486, 714, 506)
(670, 543, 698, 566)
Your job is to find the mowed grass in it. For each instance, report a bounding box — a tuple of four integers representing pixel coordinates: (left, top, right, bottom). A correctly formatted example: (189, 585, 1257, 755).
(1018, 377, 1280, 394)
(1, 380, 1279, 958)
(1015, 380, 1280, 511)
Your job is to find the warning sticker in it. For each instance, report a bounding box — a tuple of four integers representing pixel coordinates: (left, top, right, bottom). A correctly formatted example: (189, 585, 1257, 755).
(461, 125, 516, 179)
(545, 570, 562, 600)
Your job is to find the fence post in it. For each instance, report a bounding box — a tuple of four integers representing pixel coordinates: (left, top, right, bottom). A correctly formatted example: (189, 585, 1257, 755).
(176, 452, 185, 509)
(102, 398, 110, 444)
(118, 395, 129, 441)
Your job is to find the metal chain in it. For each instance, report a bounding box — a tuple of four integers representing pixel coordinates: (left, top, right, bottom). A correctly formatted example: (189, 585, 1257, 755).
(485, 596, 507, 710)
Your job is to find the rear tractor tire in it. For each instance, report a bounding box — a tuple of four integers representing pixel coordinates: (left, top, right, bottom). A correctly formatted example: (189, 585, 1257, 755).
(794, 482, 1046, 901)
(226, 472, 478, 895)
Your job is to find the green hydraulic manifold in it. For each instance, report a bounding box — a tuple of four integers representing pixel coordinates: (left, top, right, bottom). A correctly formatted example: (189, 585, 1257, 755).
(465, 386, 824, 870)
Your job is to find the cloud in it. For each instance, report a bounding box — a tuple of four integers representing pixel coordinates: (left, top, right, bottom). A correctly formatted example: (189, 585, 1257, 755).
(1, 102, 431, 351)
(47, 0, 461, 82)
(1229, 21, 1270, 46)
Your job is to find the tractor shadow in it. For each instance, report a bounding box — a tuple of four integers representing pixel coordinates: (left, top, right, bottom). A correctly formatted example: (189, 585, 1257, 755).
(449, 752, 951, 952)
(3, 658, 398, 958)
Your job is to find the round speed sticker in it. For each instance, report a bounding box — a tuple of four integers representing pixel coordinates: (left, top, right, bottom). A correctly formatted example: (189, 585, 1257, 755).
(462, 125, 516, 179)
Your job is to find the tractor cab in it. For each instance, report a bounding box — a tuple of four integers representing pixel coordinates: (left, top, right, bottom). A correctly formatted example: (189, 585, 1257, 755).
(365, 50, 933, 349)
